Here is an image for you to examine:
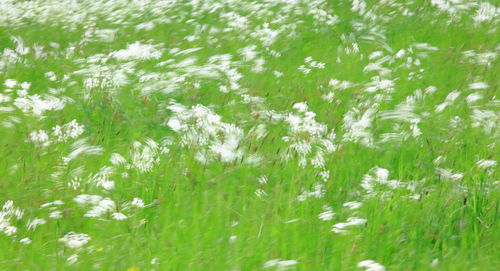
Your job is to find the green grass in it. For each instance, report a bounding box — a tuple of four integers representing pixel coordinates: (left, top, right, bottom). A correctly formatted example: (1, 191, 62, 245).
(0, 0, 499, 270)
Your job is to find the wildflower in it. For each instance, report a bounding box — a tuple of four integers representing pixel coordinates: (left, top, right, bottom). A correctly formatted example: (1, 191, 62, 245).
(436, 168, 464, 181)
(471, 109, 497, 134)
(52, 120, 84, 142)
(110, 153, 127, 166)
(27, 218, 46, 231)
(110, 42, 162, 61)
(343, 201, 362, 210)
(318, 170, 330, 182)
(44, 72, 57, 81)
(84, 198, 116, 218)
(469, 82, 489, 90)
(477, 159, 497, 169)
(263, 259, 298, 270)
(433, 156, 446, 165)
(0, 201, 23, 236)
(255, 189, 267, 198)
(332, 217, 367, 234)
(466, 92, 483, 105)
(474, 2, 499, 23)
(29, 130, 50, 145)
(430, 258, 439, 268)
(322, 92, 335, 103)
(4, 79, 17, 88)
(59, 232, 91, 249)
(2, 226, 17, 236)
(130, 139, 163, 172)
(318, 206, 335, 221)
(14, 93, 66, 117)
(20, 238, 32, 245)
(357, 260, 385, 271)
(111, 212, 128, 220)
(239, 45, 258, 61)
(49, 211, 63, 219)
(131, 198, 145, 208)
(342, 107, 376, 147)
(297, 183, 325, 201)
(40, 200, 64, 208)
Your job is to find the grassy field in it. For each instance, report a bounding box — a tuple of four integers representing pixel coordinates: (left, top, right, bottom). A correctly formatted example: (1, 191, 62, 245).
(0, 0, 499, 270)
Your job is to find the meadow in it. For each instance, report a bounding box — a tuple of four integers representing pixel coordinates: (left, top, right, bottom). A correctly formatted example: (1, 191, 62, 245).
(0, 0, 499, 270)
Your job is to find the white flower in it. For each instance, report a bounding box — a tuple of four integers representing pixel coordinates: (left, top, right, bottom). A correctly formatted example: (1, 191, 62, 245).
(94, 29, 117, 42)
(111, 212, 128, 220)
(29, 130, 50, 144)
(293, 102, 308, 112)
(357, 260, 385, 271)
(252, 24, 280, 47)
(131, 198, 145, 208)
(110, 153, 127, 166)
(110, 42, 162, 61)
(239, 45, 258, 61)
(474, 2, 499, 23)
(342, 107, 376, 147)
(5, 79, 17, 88)
(258, 176, 268, 185)
(49, 211, 63, 219)
(20, 82, 31, 89)
(19, 237, 32, 245)
(136, 22, 155, 31)
(471, 109, 497, 134)
(297, 183, 325, 201)
(360, 167, 407, 198)
(466, 92, 483, 105)
(74, 194, 102, 205)
(318, 210, 335, 221)
(318, 170, 330, 182)
(14, 93, 66, 117)
(477, 159, 497, 169)
(263, 259, 298, 270)
(84, 198, 116, 218)
(44, 72, 57, 81)
(167, 103, 244, 164)
(433, 156, 446, 165)
(52, 120, 84, 142)
(40, 200, 64, 208)
(469, 82, 489, 90)
(2, 226, 17, 236)
(255, 189, 267, 198)
(27, 218, 46, 231)
(321, 92, 335, 103)
(151, 257, 160, 265)
(343, 201, 362, 210)
(59, 232, 91, 249)
(298, 65, 311, 74)
(436, 168, 464, 181)
(332, 217, 367, 234)
(0, 201, 24, 236)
